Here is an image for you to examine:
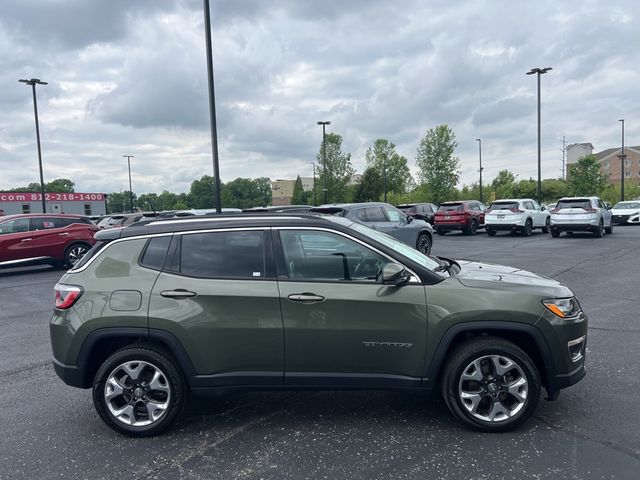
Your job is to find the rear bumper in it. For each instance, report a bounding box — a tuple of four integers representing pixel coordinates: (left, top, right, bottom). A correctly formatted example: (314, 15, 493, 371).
(434, 222, 468, 231)
(485, 223, 524, 231)
(551, 223, 598, 232)
(52, 357, 88, 389)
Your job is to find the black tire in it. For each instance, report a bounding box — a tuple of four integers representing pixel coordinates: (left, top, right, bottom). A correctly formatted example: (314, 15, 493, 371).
(93, 344, 186, 437)
(416, 233, 432, 255)
(551, 229, 560, 238)
(63, 242, 91, 268)
(464, 219, 478, 236)
(605, 221, 613, 235)
(436, 228, 447, 236)
(594, 219, 604, 238)
(523, 219, 533, 236)
(486, 227, 496, 237)
(441, 336, 541, 432)
(541, 217, 550, 234)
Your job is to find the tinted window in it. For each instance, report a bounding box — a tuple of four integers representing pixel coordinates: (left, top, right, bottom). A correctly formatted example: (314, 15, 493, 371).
(140, 236, 172, 270)
(279, 230, 388, 282)
(180, 230, 268, 279)
(556, 199, 591, 210)
(488, 202, 518, 211)
(31, 217, 58, 230)
(363, 206, 387, 222)
(0, 218, 30, 235)
(438, 203, 463, 212)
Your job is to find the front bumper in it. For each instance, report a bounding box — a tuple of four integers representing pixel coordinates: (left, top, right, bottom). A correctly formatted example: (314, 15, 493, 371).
(546, 363, 586, 400)
(613, 214, 640, 224)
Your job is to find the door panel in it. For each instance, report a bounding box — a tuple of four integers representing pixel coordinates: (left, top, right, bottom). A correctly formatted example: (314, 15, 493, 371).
(0, 218, 32, 262)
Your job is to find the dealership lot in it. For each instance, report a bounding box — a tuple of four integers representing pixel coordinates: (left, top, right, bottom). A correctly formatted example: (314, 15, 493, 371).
(1, 227, 639, 479)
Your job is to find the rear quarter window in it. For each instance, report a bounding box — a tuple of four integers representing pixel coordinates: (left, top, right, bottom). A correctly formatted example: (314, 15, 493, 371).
(139, 236, 172, 271)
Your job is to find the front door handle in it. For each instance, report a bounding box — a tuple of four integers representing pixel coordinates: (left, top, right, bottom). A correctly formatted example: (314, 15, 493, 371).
(59, 232, 69, 236)
(288, 293, 325, 303)
(161, 289, 197, 299)
(21, 238, 32, 242)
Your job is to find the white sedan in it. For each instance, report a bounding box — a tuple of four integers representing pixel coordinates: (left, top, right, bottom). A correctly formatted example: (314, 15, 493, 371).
(611, 201, 640, 225)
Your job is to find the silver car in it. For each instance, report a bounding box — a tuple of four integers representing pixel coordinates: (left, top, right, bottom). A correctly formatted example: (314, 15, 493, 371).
(310, 202, 434, 255)
(550, 196, 613, 237)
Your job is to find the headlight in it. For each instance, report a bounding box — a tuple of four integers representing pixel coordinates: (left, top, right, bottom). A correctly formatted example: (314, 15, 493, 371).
(543, 297, 581, 318)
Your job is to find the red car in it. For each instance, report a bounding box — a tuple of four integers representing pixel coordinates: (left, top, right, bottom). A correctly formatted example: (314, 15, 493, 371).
(0, 214, 98, 269)
(433, 200, 486, 235)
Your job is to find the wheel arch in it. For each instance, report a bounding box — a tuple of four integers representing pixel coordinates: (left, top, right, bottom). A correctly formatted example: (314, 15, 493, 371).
(75, 327, 197, 388)
(426, 322, 554, 391)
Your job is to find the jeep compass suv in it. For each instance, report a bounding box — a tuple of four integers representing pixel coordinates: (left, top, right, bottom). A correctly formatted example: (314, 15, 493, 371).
(50, 214, 587, 436)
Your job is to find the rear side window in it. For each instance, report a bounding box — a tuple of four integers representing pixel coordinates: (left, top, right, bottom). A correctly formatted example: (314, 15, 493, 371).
(31, 217, 58, 230)
(362, 206, 387, 222)
(179, 230, 269, 279)
(139, 236, 172, 270)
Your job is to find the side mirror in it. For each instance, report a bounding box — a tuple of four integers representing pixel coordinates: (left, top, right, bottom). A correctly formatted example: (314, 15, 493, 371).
(541, 206, 546, 211)
(406, 215, 413, 224)
(382, 262, 410, 285)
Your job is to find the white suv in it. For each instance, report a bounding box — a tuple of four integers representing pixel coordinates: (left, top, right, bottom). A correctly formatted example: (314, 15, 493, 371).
(485, 198, 550, 236)
(550, 196, 613, 237)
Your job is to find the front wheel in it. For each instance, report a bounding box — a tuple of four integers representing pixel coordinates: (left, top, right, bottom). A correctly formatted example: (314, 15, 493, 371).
(441, 337, 541, 432)
(416, 233, 432, 255)
(93, 345, 186, 437)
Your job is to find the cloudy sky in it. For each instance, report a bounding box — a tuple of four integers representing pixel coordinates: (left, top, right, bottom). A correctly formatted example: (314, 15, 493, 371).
(1, 0, 638, 195)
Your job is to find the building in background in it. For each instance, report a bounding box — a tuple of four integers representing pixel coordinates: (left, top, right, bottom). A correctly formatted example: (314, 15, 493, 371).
(0, 192, 107, 216)
(271, 178, 314, 206)
(566, 143, 640, 185)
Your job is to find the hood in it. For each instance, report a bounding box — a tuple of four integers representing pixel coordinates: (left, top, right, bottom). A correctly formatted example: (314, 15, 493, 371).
(455, 260, 573, 297)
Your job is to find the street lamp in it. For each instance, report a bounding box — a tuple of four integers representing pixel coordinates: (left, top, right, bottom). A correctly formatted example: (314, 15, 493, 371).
(317, 121, 331, 204)
(19, 78, 48, 213)
(311, 161, 317, 206)
(475, 138, 483, 203)
(526, 66, 552, 204)
(202, 0, 222, 213)
(123, 155, 134, 212)
(618, 119, 625, 201)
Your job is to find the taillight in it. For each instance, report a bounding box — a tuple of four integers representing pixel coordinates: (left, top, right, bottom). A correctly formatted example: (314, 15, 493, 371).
(54, 284, 83, 309)
(510, 208, 524, 213)
(550, 209, 558, 214)
(584, 207, 596, 213)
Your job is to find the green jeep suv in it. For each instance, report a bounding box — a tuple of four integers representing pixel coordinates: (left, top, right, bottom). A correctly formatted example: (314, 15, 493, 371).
(50, 214, 587, 436)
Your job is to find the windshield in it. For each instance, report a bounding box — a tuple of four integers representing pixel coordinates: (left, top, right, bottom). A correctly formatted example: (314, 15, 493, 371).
(438, 203, 463, 212)
(488, 201, 518, 211)
(613, 202, 640, 210)
(325, 216, 442, 272)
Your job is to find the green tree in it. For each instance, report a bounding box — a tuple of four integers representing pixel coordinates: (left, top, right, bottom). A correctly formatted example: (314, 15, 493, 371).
(291, 176, 304, 204)
(568, 155, 609, 196)
(316, 133, 355, 203)
(252, 177, 272, 206)
(187, 175, 217, 209)
(353, 167, 383, 202)
(106, 191, 135, 213)
(364, 138, 412, 196)
(46, 178, 75, 192)
(137, 193, 159, 211)
(491, 170, 517, 199)
(8, 182, 43, 192)
(158, 190, 178, 210)
(415, 125, 460, 204)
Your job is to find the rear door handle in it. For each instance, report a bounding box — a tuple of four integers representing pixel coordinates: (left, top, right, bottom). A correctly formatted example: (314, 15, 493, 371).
(160, 289, 197, 299)
(59, 232, 69, 236)
(288, 293, 325, 303)
(21, 238, 32, 242)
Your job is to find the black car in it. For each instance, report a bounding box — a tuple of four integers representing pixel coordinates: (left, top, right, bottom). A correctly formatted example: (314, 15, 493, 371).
(310, 202, 433, 255)
(397, 203, 438, 224)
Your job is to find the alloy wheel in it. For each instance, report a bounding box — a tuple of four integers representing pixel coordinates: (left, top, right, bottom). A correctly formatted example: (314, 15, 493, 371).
(67, 245, 89, 266)
(458, 354, 528, 423)
(104, 360, 171, 427)
(417, 234, 432, 255)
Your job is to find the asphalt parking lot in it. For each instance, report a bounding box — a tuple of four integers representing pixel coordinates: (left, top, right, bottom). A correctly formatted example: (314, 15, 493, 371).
(1, 226, 639, 480)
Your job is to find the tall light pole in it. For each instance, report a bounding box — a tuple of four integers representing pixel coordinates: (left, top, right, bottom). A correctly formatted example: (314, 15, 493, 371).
(317, 121, 331, 204)
(19, 78, 48, 213)
(123, 155, 134, 212)
(475, 138, 483, 203)
(383, 156, 388, 203)
(311, 161, 317, 206)
(619, 119, 625, 201)
(526, 67, 552, 204)
(203, 0, 222, 213)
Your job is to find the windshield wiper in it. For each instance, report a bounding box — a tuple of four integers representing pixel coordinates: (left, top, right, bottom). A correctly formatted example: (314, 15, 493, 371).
(433, 258, 457, 276)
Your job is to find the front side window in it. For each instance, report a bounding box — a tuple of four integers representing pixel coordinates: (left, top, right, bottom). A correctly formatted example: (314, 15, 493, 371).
(180, 230, 268, 279)
(0, 218, 30, 235)
(279, 230, 389, 282)
(383, 205, 403, 222)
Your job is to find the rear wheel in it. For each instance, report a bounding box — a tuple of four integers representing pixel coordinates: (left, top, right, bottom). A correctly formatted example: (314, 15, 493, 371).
(594, 219, 604, 238)
(416, 233, 432, 255)
(64, 243, 91, 268)
(441, 337, 540, 432)
(486, 227, 496, 237)
(436, 228, 447, 236)
(541, 217, 550, 233)
(523, 219, 533, 236)
(464, 219, 478, 236)
(551, 228, 560, 238)
(93, 345, 186, 437)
